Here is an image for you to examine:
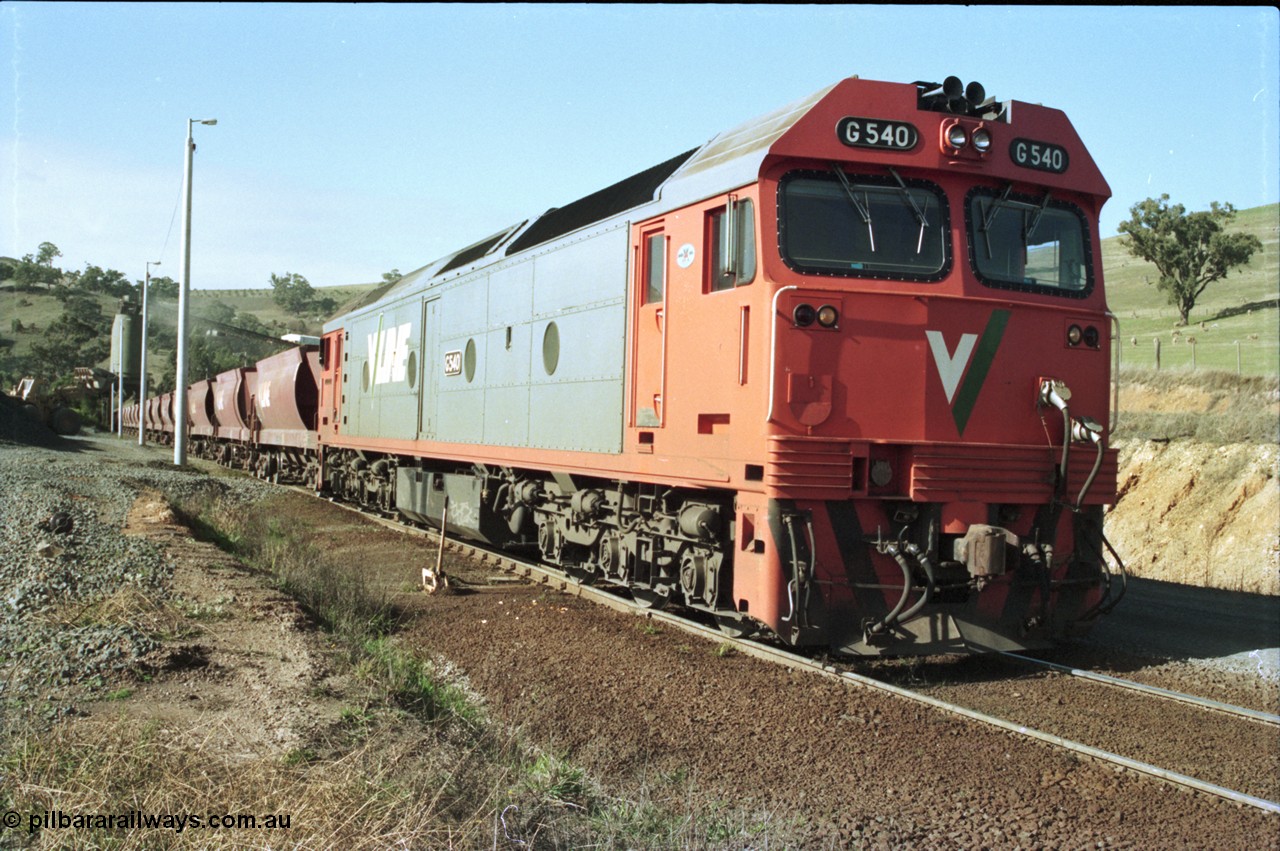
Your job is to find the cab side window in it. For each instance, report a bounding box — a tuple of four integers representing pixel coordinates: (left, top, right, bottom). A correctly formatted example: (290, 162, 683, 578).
(708, 198, 756, 292)
(643, 232, 666, 304)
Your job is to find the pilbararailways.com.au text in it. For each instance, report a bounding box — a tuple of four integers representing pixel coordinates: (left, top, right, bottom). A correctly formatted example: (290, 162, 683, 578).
(6, 809, 292, 835)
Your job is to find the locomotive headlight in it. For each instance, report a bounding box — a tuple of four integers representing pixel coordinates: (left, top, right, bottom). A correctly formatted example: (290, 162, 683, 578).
(793, 304, 817, 327)
(946, 124, 968, 149)
(816, 304, 840, 328)
(971, 127, 992, 153)
(1066, 324, 1083, 346)
(1083, 325, 1100, 348)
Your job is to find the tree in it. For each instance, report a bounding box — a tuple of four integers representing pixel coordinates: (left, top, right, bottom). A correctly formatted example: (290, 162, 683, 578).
(148, 275, 179, 299)
(382, 269, 403, 285)
(270, 272, 315, 314)
(28, 295, 110, 378)
(12, 254, 62, 292)
(312, 296, 337, 317)
(236, 312, 268, 336)
(78, 264, 133, 298)
(36, 242, 62, 267)
(203, 300, 237, 325)
(1117, 195, 1263, 325)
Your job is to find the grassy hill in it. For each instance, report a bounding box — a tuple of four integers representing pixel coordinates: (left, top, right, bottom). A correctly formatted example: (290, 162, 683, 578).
(0, 281, 380, 385)
(187, 282, 383, 330)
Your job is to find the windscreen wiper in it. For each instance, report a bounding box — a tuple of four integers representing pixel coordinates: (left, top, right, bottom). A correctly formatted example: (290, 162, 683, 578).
(979, 183, 1015, 258)
(1025, 191, 1052, 242)
(888, 167, 929, 254)
(831, 164, 875, 253)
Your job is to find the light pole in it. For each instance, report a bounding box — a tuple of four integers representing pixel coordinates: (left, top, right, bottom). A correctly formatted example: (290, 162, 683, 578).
(174, 117, 217, 467)
(139, 259, 160, 446)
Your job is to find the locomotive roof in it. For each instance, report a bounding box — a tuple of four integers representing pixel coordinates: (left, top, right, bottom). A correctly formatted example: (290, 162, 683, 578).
(330, 81, 838, 325)
(330, 75, 1105, 327)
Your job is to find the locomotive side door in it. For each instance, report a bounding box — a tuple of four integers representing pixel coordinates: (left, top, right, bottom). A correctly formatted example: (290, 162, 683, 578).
(319, 330, 343, 438)
(630, 223, 668, 437)
(417, 297, 440, 440)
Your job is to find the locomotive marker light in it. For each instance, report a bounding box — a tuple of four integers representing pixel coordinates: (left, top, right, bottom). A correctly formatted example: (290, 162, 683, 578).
(139, 260, 160, 446)
(174, 117, 217, 468)
(971, 127, 993, 153)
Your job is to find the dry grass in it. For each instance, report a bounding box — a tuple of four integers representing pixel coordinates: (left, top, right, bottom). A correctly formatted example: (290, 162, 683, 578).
(1117, 366, 1279, 444)
(3, 714, 515, 849)
(38, 585, 191, 640)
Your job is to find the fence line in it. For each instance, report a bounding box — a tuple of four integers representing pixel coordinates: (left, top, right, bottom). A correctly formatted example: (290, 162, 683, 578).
(1116, 335, 1278, 376)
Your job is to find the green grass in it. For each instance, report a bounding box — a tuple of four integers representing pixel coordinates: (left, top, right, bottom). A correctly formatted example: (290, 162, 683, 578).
(357, 638, 482, 728)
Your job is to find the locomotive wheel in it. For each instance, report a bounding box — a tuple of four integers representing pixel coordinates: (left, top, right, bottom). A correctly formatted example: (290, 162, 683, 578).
(632, 586, 670, 610)
(715, 613, 755, 639)
(564, 563, 597, 586)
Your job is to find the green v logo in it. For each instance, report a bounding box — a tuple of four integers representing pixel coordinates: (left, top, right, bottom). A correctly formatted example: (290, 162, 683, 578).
(925, 310, 1010, 435)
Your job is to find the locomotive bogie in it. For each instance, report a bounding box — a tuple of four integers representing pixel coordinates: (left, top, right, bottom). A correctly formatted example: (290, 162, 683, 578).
(389, 457, 736, 614)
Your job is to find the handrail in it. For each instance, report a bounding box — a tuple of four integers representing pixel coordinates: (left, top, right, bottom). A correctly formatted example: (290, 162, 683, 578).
(767, 286, 798, 423)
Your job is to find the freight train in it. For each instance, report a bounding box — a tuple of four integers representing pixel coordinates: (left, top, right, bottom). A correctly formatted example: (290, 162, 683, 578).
(124, 74, 1126, 656)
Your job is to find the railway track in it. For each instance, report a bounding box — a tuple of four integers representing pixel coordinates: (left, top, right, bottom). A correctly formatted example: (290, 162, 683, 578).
(996, 650, 1280, 726)
(306, 486, 1280, 817)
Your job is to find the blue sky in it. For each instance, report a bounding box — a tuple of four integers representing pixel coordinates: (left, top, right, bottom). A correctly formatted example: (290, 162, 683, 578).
(2, 3, 1277, 291)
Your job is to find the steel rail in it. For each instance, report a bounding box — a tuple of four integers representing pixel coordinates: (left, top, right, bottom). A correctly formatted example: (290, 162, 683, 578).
(996, 650, 1280, 727)
(290, 485, 1280, 816)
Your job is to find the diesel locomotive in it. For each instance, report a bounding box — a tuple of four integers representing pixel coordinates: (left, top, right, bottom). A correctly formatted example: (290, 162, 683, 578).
(127, 74, 1125, 656)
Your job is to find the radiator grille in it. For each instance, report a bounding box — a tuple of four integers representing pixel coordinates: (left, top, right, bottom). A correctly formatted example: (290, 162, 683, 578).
(765, 437, 1118, 504)
(766, 436, 855, 498)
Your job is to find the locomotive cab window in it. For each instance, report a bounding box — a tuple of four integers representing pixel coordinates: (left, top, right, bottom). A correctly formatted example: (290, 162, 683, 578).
(708, 198, 756, 291)
(778, 171, 949, 281)
(643, 232, 666, 304)
(966, 186, 1092, 297)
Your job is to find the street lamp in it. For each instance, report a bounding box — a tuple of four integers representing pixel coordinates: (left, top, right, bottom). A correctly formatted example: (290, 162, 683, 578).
(138, 259, 160, 446)
(174, 117, 217, 467)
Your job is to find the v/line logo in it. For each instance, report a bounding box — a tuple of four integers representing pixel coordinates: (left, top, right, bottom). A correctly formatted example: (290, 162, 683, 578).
(367, 322, 412, 386)
(925, 309, 1010, 435)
